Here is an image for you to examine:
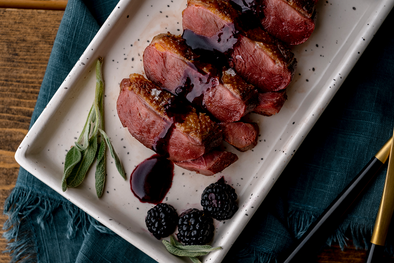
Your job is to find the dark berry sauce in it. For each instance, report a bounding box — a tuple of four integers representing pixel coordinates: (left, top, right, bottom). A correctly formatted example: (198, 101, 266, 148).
(130, 154, 174, 204)
(174, 67, 218, 109)
(230, 0, 256, 13)
(182, 26, 238, 54)
(230, 0, 264, 21)
(152, 97, 191, 156)
(132, 98, 189, 203)
(152, 121, 175, 156)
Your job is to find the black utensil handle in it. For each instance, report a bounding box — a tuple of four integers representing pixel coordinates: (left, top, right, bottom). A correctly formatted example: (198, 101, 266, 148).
(366, 243, 384, 263)
(282, 157, 385, 263)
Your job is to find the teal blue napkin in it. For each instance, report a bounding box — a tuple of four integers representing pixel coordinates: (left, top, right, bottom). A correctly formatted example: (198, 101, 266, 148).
(3, 0, 394, 262)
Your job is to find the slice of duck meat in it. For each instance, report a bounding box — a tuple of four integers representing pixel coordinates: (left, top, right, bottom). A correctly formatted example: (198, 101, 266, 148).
(230, 26, 296, 92)
(253, 90, 287, 116)
(259, 0, 317, 45)
(230, 0, 317, 43)
(182, 0, 239, 53)
(230, 0, 317, 45)
(182, 0, 296, 92)
(222, 121, 259, 151)
(204, 68, 258, 122)
(116, 74, 223, 162)
(143, 33, 258, 122)
(175, 150, 238, 175)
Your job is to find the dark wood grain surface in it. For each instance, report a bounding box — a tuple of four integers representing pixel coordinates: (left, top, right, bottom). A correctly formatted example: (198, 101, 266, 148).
(0, 2, 393, 263)
(0, 5, 63, 263)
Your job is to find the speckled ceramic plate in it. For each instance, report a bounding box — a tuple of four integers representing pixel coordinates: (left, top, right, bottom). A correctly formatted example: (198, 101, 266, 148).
(14, 0, 394, 262)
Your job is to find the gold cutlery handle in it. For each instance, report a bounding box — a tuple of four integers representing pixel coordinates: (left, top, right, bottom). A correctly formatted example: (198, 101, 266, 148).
(371, 135, 394, 245)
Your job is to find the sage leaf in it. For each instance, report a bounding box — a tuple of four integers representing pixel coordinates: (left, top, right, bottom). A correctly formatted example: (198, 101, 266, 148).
(162, 240, 221, 258)
(173, 244, 222, 252)
(95, 140, 107, 198)
(92, 57, 104, 136)
(162, 240, 209, 257)
(169, 236, 221, 253)
(61, 57, 125, 197)
(163, 236, 222, 261)
(67, 135, 98, 188)
(170, 235, 181, 246)
(62, 146, 82, 192)
(99, 128, 126, 180)
(75, 105, 95, 151)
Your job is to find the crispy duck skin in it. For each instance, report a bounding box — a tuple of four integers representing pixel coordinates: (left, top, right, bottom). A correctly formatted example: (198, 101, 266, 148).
(182, 0, 296, 92)
(285, 0, 318, 19)
(143, 33, 258, 122)
(175, 150, 238, 176)
(116, 74, 223, 162)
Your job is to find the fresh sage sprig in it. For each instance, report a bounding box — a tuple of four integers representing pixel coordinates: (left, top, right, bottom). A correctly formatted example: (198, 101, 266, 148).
(162, 236, 222, 263)
(61, 57, 126, 197)
(95, 140, 107, 197)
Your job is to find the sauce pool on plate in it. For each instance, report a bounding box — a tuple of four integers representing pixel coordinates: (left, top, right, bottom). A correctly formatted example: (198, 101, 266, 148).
(130, 154, 174, 204)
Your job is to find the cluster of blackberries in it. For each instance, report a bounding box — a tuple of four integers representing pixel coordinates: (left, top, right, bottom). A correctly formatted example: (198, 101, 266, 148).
(145, 177, 238, 245)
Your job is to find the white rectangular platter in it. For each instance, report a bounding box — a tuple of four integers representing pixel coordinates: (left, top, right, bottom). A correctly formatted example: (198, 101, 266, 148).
(15, 0, 394, 262)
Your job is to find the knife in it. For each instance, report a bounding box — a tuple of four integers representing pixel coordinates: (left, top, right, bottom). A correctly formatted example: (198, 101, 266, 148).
(366, 130, 394, 263)
(282, 136, 392, 263)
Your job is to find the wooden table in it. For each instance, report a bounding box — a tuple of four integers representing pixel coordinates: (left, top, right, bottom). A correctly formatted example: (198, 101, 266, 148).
(0, 2, 64, 262)
(0, 1, 393, 262)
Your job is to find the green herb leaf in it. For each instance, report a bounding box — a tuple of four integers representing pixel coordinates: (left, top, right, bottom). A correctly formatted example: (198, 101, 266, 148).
(163, 240, 209, 257)
(173, 244, 222, 252)
(67, 135, 98, 188)
(75, 105, 95, 151)
(61, 57, 126, 197)
(61, 146, 82, 192)
(162, 236, 222, 258)
(95, 140, 107, 198)
(169, 236, 221, 252)
(92, 58, 104, 135)
(170, 235, 181, 246)
(99, 128, 126, 180)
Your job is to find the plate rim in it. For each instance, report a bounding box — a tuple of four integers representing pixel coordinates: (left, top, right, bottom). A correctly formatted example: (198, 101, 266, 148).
(14, 0, 394, 262)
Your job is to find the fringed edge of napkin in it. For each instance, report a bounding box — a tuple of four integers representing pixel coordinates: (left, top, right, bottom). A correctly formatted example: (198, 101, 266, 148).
(289, 209, 375, 250)
(4, 187, 394, 263)
(2, 186, 113, 263)
(288, 209, 394, 259)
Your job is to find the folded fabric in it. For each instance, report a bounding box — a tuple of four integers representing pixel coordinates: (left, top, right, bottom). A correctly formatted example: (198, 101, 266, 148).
(3, 0, 394, 262)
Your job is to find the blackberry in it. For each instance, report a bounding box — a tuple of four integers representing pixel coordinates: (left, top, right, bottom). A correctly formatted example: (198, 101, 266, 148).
(201, 177, 238, 220)
(145, 203, 178, 239)
(177, 208, 214, 245)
